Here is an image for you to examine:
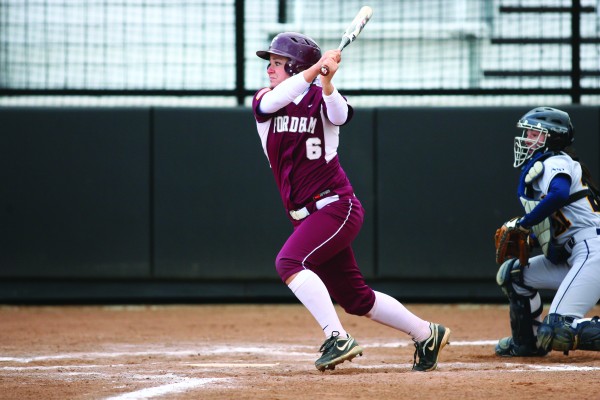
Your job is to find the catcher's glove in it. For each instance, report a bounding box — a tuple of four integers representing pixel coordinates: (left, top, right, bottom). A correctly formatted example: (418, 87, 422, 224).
(494, 217, 530, 266)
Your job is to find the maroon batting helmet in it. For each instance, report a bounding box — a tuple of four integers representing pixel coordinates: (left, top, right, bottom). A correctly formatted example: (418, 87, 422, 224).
(256, 32, 321, 75)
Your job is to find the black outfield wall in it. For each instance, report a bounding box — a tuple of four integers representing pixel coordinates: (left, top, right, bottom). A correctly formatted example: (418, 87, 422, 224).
(0, 108, 151, 279)
(1, 106, 598, 302)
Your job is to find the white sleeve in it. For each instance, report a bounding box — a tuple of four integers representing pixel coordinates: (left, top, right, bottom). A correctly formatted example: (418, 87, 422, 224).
(323, 88, 348, 126)
(258, 74, 311, 114)
(539, 155, 573, 194)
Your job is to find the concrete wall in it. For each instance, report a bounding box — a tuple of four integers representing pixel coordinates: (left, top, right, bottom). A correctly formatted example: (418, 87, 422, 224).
(1, 106, 598, 302)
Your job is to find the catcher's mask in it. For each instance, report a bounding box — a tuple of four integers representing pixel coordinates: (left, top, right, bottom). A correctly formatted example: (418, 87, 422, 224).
(513, 107, 574, 168)
(256, 32, 322, 76)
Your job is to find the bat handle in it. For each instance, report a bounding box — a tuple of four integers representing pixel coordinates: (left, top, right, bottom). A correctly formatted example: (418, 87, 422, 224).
(320, 40, 348, 76)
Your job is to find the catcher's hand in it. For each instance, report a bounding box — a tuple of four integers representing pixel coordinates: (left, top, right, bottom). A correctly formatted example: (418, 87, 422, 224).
(494, 217, 530, 266)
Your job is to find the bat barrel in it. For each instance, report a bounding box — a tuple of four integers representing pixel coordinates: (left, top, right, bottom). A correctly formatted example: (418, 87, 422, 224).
(320, 6, 373, 76)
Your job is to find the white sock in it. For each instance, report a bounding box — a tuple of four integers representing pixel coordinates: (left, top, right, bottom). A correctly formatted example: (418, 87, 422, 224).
(530, 292, 542, 336)
(366, 291, 431, 342)
(287, 269, 347, 338)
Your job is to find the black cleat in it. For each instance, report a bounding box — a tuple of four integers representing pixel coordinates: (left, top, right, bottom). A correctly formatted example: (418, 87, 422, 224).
(315, 331, 363, 372)
(495, 336, 548, 357)
(412, 323, 451, 372)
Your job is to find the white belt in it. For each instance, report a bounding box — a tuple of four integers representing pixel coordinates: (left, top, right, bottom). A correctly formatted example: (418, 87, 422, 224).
(564, 227, 600, 253)
(289, 195, 340, 221)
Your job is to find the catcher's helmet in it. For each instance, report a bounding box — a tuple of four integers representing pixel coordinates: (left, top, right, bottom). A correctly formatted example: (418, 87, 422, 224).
(256, 32, 321, 76)
(513, 107, 574, 168)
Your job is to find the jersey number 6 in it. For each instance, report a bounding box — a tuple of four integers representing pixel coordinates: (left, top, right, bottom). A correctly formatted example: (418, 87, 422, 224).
(306, 137, 322, 160)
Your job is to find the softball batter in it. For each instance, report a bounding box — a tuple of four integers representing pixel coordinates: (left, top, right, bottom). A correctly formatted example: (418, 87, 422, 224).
(251, 32, 450, 371)
(496, 106, 600, 356)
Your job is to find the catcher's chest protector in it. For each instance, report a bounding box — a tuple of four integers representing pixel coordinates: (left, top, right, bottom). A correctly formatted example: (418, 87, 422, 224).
(519, 157, 552, 257)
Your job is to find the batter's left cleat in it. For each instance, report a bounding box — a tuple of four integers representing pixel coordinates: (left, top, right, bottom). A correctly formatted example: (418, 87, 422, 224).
(412, 323, 451, 372)
(315, 331, 363, 372)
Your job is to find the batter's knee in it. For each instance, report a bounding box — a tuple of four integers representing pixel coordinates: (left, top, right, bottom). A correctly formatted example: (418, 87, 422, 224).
(274, 254, 303, 283)
(337, 289, 376, 317)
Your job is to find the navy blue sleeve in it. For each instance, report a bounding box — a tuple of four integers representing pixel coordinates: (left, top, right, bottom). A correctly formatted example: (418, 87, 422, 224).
(519, 174, 571, 228)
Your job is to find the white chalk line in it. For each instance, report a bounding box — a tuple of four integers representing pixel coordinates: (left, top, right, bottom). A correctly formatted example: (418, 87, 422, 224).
(507, 364, 600, 372)
(347, 362, 600, 372)
(2, 340, 599, 399)
(4, 360, 597, 374)
(0, 362, 279, 370)
(0, 340, 495, 364)
(0, 364, 125, 371)
(187, 363, 280, 368)
(362, 339, 497, 348)
(1, 339, 596, 373)
(0, 350, 197, 363)
(0, 346, 312, 364)
(441, 362, 600, 372)
(103, 378, 228, 400)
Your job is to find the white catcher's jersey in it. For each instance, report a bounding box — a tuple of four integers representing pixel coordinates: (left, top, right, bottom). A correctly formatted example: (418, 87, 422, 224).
(528, 153, 600, 246)
(521, 153, 600, 318)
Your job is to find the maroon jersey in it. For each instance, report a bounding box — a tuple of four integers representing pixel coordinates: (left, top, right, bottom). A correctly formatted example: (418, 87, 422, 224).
(252, 84, 355, 219)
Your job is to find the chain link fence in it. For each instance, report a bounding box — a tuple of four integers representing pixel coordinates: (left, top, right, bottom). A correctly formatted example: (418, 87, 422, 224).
(1, 0, 599, 106)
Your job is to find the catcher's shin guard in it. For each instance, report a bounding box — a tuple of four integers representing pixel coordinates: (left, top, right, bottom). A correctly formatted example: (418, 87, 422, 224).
(496, 259, 543, 353)
(577, 316, 600, 351)
(537, 314, 575, 354)
(537, 314, 600, 354)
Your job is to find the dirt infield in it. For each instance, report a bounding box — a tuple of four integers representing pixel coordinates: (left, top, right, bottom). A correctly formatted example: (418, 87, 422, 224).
(1, 303, 600, 400)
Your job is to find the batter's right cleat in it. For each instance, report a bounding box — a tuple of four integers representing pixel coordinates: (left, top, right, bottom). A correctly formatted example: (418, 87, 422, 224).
(412, 323, 451, 372)
(495, 336, 548, 357)
(315, 331, 363, 372)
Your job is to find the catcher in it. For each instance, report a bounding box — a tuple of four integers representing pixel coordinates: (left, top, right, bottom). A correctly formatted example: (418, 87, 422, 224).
(494, 107, 600, 357)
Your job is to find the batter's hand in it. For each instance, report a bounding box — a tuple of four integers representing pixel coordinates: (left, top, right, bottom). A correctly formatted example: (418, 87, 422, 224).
(319, 50, 341, 80)
(304, 49, 340, 88)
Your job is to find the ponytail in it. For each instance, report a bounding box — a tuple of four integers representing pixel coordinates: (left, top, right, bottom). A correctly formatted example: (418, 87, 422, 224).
(564, 146, 600, 209)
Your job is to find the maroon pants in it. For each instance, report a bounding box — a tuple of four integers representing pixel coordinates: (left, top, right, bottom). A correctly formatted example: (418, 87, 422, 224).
(276, 196, 376, 316)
